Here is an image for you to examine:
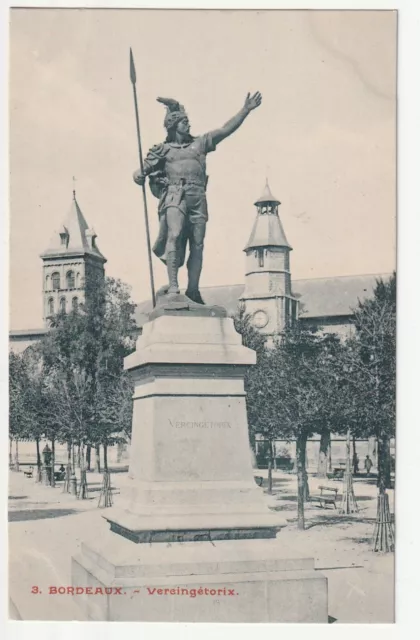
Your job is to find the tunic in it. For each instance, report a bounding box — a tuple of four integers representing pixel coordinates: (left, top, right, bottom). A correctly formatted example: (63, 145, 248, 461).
(143, 133, 216, 265)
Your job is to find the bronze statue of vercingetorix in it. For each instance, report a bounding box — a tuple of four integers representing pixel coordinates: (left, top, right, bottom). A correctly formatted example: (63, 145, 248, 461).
(133, 92, 262, 305)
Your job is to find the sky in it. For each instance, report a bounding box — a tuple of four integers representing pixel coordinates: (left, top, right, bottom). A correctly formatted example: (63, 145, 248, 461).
(9, 8, 397, 330)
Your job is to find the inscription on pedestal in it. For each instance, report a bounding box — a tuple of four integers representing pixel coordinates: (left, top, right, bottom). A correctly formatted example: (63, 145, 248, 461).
(169, 419, 232, 429)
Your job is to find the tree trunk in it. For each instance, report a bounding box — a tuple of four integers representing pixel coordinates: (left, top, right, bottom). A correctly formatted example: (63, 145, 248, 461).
(95, 444, 101, 473)
(303, 469, 310, 501)
(377, 435, 391, 493)
(86, 445, 91, 471)
(35, 438, 42, 482)
(77, 443, 81, 468)
(14, 439, 19, 471)
(345, 428, 351, 474)
(36, 438, 41, 467)
(272, 441, 277, 471)
(9, 438, 13, 467)
(50, 438, 56, 487)
(103, 443, 108, 472)
(372, 438, 378, 469)
(385, 439, 392, 489)
(328, 439, 332, 472)
(352, 435, 359, 475)
(317, 430, 330, 478)
(267, 440, 275, 494)
(249, 431, 256, 456)
(296, 433, 308, 530)
(67, 441, 72, 465)
(267, 459, 273, 495)
(71, 443, 76, 473)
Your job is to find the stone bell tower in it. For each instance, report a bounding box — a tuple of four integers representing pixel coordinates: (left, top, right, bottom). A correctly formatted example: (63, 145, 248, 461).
(240, 181, 298, 336)
(40, 189, 107, 326)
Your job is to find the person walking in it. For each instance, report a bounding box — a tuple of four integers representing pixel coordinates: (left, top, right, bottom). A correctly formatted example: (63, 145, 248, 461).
(364, 454, 373, 477)
(353, 452, 359, 475)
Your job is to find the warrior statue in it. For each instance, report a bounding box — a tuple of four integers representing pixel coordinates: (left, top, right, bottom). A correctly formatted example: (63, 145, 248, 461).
(133, 92, 262, 305)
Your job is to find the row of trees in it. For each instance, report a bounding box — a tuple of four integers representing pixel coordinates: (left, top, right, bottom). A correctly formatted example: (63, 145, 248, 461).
(10, 271, 396, 534)
(235, 273, 396, 530)
(9, 276, 137, 481)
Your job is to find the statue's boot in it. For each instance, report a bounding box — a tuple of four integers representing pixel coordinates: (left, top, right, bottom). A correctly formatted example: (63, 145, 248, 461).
(185, 289, 206, 305)
(186, 246, 205, 305)
(166, 251, 180, 295)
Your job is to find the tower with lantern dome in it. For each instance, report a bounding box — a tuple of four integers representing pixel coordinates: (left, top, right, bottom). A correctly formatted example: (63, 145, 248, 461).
(240, 181, 298, 336)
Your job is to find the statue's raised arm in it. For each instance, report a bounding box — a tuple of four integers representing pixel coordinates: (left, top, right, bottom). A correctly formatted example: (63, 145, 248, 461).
(132, 91, 262, 306)
(208, 92, 262, 147)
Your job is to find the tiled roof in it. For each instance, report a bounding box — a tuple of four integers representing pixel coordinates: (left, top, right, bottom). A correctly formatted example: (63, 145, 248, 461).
(293, 274, 391, 318)
(244, 213, 291, 251)
(244, 181, 290, 250)
(254, 181, 280, 206)
(41, 193, 106, 261)
(134, 273, 392, 328)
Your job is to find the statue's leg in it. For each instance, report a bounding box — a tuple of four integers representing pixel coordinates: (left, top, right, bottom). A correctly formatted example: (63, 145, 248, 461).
(186, 221, 206, 304)
(165, 206, 185, 294)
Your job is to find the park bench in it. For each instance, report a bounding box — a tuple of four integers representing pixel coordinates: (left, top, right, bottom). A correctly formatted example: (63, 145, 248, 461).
(327, 467, 345, 481)
(23, 467, 33, 479)
(317, 485, 338, 509)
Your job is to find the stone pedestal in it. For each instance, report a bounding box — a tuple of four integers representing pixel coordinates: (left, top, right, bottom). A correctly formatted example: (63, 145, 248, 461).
(72, 308, 328, 621)
(104, 312, 286, 541)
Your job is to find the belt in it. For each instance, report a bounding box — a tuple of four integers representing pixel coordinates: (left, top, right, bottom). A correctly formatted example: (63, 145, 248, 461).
(167, 178, 206, 188)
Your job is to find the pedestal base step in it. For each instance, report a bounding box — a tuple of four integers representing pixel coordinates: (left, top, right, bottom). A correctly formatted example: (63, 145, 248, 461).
(109, 521, 279, 543)
(71, 531, 328, 622)
(103, 508, 286, 543)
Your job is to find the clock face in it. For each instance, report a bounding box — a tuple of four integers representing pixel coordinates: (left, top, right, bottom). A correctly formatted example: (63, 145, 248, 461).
(252, 310, 269, 329)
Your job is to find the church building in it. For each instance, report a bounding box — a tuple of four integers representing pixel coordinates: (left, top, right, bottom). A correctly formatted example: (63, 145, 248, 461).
(9, 190, 106, 353)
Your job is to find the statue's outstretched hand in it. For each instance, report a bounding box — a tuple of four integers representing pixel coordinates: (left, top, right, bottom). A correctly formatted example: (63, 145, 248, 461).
(244, 92, 262, 111)
(133, 169, 145, 186)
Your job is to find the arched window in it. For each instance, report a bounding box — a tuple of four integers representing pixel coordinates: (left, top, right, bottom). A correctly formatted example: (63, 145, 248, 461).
(45, 274, 50, 290)
(48, 298, 54, 315)
(60, 297, 66, 313)
(72, 296, 78, 311)
(52, 272, 60, 290)
(66, 270, 75, 289)
(76, 272, 81, 288)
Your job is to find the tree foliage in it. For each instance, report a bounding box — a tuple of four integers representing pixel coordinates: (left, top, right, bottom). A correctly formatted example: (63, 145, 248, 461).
(9, 277, 137, 464)
(345, 273, 396, 491)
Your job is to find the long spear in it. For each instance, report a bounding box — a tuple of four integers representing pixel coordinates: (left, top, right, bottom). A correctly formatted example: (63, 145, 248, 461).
(129, 48, 156, 308)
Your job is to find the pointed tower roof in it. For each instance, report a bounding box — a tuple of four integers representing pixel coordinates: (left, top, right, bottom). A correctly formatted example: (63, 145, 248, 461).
(40, 191, 106, 262)
(244, 181, 292, 251)
(254, 180, 280, 206)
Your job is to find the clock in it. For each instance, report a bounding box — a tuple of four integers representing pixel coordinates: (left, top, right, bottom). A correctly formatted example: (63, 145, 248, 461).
(252, 310, 269, 329)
